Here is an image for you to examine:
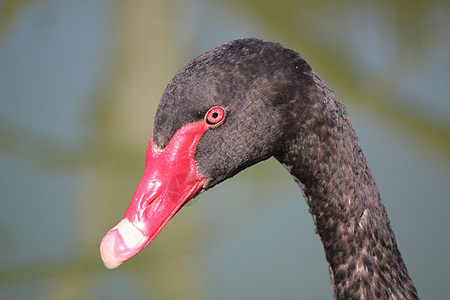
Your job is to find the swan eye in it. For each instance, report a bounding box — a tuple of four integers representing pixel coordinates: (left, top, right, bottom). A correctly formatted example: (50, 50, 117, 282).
(205, 106, 225, 127)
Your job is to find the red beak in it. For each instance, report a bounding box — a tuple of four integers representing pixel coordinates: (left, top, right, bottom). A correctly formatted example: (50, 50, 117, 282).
(100, 121, 208, 269)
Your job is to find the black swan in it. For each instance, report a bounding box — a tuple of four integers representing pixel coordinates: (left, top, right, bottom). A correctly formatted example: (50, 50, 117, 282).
(100, 38, 418, 299)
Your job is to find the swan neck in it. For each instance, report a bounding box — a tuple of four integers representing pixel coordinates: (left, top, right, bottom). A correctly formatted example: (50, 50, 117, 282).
(276, 74, 418, 298)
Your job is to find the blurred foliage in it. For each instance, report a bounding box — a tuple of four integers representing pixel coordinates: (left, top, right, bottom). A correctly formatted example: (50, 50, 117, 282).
(0, 0, 32, 44)
(0, 0, 449, 298)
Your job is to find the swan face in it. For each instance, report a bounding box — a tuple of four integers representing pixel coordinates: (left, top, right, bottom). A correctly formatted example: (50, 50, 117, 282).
(101, 38, 311, 268)
(153, 38, 308, 188)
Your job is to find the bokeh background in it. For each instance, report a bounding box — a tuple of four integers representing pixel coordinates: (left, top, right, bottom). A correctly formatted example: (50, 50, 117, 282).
(1, 0, 449, 299)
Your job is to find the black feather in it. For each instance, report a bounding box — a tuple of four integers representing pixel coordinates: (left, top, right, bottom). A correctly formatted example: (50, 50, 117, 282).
(152, 38, 419, 299)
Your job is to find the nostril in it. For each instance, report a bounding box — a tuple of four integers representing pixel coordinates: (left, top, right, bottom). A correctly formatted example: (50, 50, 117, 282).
(139, 190, 159, 209)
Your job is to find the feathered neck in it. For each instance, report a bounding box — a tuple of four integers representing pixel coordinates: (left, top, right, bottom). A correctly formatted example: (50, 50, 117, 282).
(275, 71, 418, 299)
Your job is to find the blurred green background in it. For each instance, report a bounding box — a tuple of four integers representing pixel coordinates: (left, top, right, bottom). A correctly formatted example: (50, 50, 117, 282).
(0, 0, 449, 299)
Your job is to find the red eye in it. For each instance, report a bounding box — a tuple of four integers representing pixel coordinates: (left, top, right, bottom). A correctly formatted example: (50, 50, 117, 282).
(205, 106, 225, 127)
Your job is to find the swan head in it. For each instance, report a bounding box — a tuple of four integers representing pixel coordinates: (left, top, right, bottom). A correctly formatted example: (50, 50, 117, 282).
(100, 38, 315, 268)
